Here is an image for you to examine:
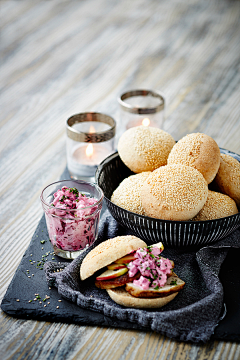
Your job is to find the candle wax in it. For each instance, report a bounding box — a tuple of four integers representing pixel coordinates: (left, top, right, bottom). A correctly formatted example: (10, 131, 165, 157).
(126, 118, 159, 129)
(73, 145, 110, 165)
(68, 144, 112, 177)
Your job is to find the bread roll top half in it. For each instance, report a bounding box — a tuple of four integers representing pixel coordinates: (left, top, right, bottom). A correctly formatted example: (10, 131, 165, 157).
(80, 236, 147, 280)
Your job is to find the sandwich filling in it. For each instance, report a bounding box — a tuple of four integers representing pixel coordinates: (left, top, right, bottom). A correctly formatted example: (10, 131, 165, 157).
(127, 246, 172, 290)
(95, 243, 177, 292)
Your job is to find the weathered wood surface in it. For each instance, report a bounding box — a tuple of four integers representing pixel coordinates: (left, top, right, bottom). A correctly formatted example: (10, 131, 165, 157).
(0, 0, 240, 359)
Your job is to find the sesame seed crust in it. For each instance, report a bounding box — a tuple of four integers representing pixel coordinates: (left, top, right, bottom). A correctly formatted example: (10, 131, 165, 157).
(80, 236, 147, 280)
(111, 172, 152, 215)
(192, 190, 238, 221)
(167, 133, 220, 184)
(118, 126, 175, 173)
(213, 154, 240, 208)
(141, 164, 208, 221)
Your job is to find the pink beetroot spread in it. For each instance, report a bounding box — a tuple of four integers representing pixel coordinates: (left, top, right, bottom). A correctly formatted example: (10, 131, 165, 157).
(45, 186, 99, 252)
(127, 246, 172, 290)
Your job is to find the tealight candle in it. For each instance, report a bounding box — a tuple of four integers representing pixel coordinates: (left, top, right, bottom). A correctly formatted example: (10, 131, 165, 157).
(66, 113, 116, 180)
(117, 89, 165, 142)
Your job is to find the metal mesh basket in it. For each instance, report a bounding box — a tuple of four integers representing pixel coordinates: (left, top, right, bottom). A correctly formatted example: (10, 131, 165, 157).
(95, 149, 240, 248)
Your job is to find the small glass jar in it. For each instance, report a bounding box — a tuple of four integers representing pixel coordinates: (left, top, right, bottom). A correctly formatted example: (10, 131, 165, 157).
(117, 89, 165, 142)
(66, 112, 116, 181)
(40, 180, 104, 259)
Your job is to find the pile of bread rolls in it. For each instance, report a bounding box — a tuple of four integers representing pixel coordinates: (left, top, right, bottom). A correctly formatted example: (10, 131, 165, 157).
(111, 126, 239, 221)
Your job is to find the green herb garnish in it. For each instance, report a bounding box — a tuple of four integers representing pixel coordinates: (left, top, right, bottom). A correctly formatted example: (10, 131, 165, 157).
(70, 187, 79, 196)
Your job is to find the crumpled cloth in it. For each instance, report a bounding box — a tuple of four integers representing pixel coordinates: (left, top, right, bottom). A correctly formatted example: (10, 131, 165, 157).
(44, 209, 240, 343)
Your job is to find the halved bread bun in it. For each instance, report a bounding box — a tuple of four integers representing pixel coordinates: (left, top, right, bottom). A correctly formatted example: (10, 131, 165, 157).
(126, 274, 185, 298)
(80, 235, 147, 281)
(107, 287, 178, 309)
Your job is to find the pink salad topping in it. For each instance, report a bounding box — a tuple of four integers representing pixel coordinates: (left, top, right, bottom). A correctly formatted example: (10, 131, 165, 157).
(45, 186, 100, 252)
(50, 186, 98, 217)
(127, 246, 172, 290)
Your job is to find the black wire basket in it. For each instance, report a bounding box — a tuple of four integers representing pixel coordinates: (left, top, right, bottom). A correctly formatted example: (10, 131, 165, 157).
(95, 148, 240, 248)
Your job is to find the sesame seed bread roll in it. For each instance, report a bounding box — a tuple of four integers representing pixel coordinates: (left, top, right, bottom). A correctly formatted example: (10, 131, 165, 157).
(167, 133, 220, 184)
(118, 126, 175, 173)
(111, 172, 151, 215)
(213, 154, 240, 209)
(80, 236, 147, 280)
(192, 190, 238, 221)
(141, 164, 208, 221)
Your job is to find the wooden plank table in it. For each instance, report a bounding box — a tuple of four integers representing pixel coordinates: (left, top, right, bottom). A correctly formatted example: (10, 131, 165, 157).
(0, 0, 240, 359)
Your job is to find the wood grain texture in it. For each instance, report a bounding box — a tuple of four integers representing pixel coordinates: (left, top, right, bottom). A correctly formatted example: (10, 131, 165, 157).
(0, 0, 240, 359)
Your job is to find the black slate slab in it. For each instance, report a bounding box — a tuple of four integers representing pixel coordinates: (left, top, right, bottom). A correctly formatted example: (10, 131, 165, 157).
(1, 214, 142, 330)
(2, 206, 240, 341)
(1, 168, 240, 342)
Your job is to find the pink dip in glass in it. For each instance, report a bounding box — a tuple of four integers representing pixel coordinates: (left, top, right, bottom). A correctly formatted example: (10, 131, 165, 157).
(45, 186, 99, 252)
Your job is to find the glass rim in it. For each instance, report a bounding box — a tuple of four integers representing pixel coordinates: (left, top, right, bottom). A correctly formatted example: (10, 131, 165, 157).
(40, 179, 104, 214)
(118, 89, 165, 114)
(66, 112, 116, 143)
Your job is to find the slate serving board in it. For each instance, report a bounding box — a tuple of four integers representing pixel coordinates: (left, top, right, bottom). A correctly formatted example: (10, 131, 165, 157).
(1, 205, 240, 342)
(1, 168, 240, 342)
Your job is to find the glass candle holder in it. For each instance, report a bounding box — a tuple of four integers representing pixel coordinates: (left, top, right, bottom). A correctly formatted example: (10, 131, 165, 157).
(40, 180, 104, 259)
(117, 89, 165, 141)
(66, 112, 116, 180)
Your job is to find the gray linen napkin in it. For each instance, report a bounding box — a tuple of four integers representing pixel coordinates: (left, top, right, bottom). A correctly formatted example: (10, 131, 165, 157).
(44, 209, 240, 343)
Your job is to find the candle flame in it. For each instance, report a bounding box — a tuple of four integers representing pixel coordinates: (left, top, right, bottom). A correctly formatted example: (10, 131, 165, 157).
(85, 125, 95, 158)
(142, 118, 150, 126)
(86, 143, 94, 157)
(89, 125, 95, 133)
